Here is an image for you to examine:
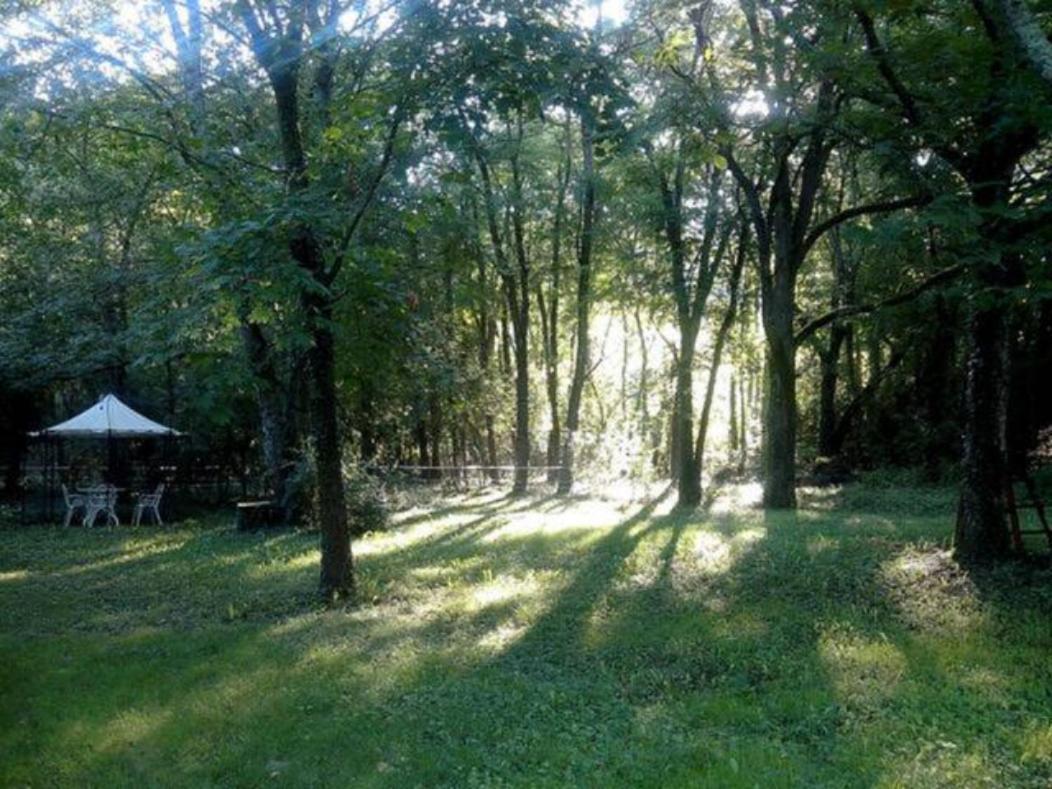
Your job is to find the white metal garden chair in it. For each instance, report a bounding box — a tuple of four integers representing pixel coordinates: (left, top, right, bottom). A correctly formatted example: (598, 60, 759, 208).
(133, 483, 165, 526)
(61, 484, 87, 527)
(83, 486, 119, 528)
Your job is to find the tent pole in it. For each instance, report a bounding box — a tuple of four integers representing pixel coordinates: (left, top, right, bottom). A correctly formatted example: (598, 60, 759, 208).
(47, 438, 54, 524)
(19, 438, 26, 526)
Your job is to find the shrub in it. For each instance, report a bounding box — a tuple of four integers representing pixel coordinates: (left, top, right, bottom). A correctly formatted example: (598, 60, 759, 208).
(0, 505, 18, 529)
(344, 467, 388, 536)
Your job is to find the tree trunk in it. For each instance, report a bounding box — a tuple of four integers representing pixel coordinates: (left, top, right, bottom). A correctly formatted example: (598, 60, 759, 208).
(239, 320, 297, 518)
(762, 268, 797, 509)
(538, 287, 561, 483)
(919, 295, 957, 480)
(308, 305, 353, 599)
(738, 375, 748, 474)
(246, 41, 353, 598)
(955, 254, 1019, 564)
(429, 396, 443, 480)
(816, 325, 847, 458)
(543, 128, 571, 484)
(693, 244, 745, 495)
(673, 321, 702, 508)
(358, 384, 377, 464)
(557, 115, 597, 495)
(511, 303, 530, 494)
(415, 416, 430, 468)
(485, 415, 499, 481)
(728, 374, 738, 455)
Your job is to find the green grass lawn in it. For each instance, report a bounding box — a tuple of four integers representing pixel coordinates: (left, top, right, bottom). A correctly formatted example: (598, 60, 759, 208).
(1, 482, 1050, 787)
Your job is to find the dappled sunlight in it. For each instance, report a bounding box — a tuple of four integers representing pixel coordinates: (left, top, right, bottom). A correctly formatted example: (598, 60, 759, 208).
(692, 531, 733, 572)
(0, 569, 29, 582)
(818, 624, 907, 708)
(797, 484, 847, 510)
(248, 548, 318, 576)
(476, 621, 527, 654)
(960, 666, 1016, 706)
(693, 526, 764, 574)
(91, 707, 173, 756)
(3, 485, 1050, 786)
(709, 481, 763, 515)
(39, 532, 189, 578)
(880, 742, 1005, 788)
(878, 546, 986, 633)
(479, 495, 672, 543)
(471, 572, 540, 610)
(1020, 723, 1052, 766)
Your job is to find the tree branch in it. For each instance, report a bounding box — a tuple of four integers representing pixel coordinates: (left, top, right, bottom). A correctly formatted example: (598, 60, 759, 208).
(794, 263, 965, 345)
(327, 106, 405, 284)
(802, 194, 931, 258)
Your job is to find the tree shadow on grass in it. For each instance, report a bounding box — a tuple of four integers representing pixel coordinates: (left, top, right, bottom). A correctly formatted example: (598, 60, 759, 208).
(3, 486, 1051, 787)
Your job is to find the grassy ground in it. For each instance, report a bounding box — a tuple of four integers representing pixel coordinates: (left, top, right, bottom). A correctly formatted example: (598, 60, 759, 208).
(1, 481, 1050, 787)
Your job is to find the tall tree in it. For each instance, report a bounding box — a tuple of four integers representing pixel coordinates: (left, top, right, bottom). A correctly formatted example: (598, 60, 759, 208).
(850, 1, 1050, 563)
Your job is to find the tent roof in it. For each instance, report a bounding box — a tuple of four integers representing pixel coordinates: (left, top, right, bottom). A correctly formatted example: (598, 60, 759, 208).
(33, 394, 182, 438)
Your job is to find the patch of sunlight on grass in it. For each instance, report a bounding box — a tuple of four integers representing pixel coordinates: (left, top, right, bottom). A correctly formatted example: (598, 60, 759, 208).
(1021, 722, 1052, 765)
(807, 535, 838, 555)
(250, 549, 318, 575)
(471, 573, 539, 610)
(94, 708, 172, 754)
(694, 532, 733, 570)
(710, 481, 763, 514)
(798, 484, 846, 509)
(878, 741, 1003, 788)
(960, 666, 1014, 706)
(477, 621, 527, 653)
(819, 624, 906, 707)
(3, 481, 1050, 787)
(52, 533, 188, 577)
(693, 527, 764, 573)
(879, 546, 986, 633)
(480, 498, 649, 542)
(364, 493, 509, 557)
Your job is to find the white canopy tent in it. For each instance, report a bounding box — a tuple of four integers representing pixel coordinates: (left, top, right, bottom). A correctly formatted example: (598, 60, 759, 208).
(33, 394, 181, 438)
(26, 394, 182, 523)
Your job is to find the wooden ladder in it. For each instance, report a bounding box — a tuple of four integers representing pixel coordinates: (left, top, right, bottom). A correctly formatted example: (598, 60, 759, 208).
(1006, 472, 1052, 553)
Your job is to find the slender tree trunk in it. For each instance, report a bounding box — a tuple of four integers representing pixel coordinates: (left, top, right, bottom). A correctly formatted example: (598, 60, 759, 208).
(738, 375, 748, 474)
(694, 244, 745, 493)
(510, 299, 530, 494)
(817, 325, 847, 458)
(358, 383, 377, 463)
(673, 320, 702, 507)
(543, 129, 571, 483)
(557, 115, 597, 495)
(633, 307, 650, 425)
(240, 320, 297, 517)
(485, 415, 499, 479)
(538, 288, 562, 482)
(729, 374, 738, 455)
(919, 295, 957, 480)
(429, 396, 443, 480)
(415, 415, 429, 468)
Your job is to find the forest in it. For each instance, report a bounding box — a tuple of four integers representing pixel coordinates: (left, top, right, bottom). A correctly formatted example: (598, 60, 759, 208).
(1, 0, 1051, 786)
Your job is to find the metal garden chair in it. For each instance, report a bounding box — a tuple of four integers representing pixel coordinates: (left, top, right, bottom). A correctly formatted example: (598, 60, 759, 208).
(133, 483, 165, 526)
(61, 484, 87, 527)
(83, 485, 119, 528)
